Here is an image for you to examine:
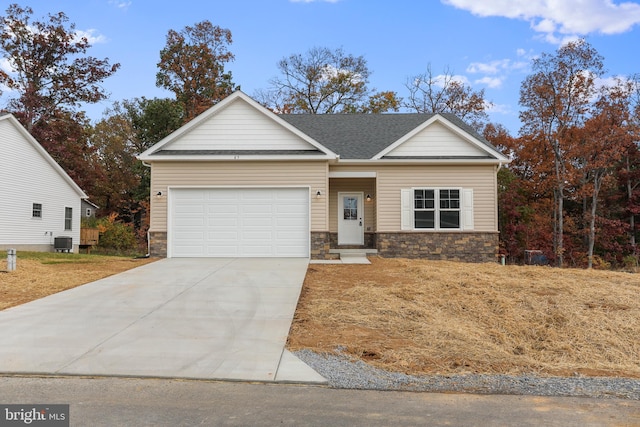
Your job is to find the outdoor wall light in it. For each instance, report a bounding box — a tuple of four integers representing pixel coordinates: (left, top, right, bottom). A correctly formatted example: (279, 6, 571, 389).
(366, 194, 372, 202)
(156, 191, 163, 197)
(316, 190, 322, 198)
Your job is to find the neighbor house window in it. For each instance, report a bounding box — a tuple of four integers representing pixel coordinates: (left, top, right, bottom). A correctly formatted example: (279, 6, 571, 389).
(414, 189, 460, 229)
(64, 207, 73, 231)
(32, 203, 42, 218)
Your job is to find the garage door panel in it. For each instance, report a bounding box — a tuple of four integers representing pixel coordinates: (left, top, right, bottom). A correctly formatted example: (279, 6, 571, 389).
(177, 231, 206, 239)
(174, 217, 206, 227)
(210, 217, 239, 227)
(208, 205, 238, 214)
(175, 205, 205, 214)
(171, 188, 309, 257)
(243, 218, 274, 228)
(208, 246, 238, 256)
(209, 231, 238, 240)
(243, 229, 274, 238)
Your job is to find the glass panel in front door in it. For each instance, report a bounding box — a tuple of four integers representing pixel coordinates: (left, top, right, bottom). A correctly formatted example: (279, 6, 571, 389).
(343, 197, 358, 220)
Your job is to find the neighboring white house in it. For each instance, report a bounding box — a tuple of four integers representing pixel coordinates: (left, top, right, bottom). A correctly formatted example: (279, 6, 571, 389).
(0, 113, 87, 253)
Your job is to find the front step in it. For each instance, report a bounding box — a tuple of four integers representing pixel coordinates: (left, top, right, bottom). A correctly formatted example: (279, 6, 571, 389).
(309, 249, 377, 264)
(333, 249, 376, 264)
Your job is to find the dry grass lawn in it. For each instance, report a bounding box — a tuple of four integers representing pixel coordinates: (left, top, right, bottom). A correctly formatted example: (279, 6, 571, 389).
(0, 252, 156, 310)
(288, 257, 640, 378)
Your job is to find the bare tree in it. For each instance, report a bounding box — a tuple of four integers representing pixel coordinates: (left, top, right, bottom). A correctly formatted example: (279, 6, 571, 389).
(405, 64, 490, 130)
(256, 46, 400, 114)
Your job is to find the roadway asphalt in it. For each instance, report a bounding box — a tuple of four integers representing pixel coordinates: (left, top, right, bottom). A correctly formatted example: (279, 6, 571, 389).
(0, 376, 638, 426)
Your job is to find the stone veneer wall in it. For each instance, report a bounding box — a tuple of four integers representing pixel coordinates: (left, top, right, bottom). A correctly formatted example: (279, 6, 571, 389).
(328, 232, 376, 250)
(149, 231, 167, 257)
(310, 232, 338, 260)
(376, 232, 499, 263)
(151, 230, 498, 262)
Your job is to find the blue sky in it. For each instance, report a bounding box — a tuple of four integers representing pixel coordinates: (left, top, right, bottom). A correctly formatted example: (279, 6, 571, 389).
(3, 0, 640, 134)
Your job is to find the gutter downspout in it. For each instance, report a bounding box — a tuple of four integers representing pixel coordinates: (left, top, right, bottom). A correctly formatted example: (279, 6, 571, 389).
(137, 159, 152, 258)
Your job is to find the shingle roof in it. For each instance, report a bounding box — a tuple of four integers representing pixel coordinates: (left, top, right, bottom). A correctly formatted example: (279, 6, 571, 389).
(155, 149, 325, 156)
(280, 113, 498, 159)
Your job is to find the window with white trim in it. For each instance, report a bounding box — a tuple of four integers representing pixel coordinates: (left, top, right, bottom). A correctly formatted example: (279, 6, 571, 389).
(32, 203, 42, 218)
(414, 189, 460, 229)
(401, 188, 473, 231)
(64, 207, 73, 231)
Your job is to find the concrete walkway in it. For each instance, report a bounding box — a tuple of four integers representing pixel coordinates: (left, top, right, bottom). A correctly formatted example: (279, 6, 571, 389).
(0, 258, 326, 384)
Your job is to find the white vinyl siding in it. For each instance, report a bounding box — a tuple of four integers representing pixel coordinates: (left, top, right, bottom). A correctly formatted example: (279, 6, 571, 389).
(0, 117, 83, 250)
(384, 122, 488, 157)
(162, 99, 318, 151)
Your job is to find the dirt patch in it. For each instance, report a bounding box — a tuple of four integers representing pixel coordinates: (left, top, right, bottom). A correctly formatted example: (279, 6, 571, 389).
(0, 255, 156, 310)
(288, 257, 640, 378)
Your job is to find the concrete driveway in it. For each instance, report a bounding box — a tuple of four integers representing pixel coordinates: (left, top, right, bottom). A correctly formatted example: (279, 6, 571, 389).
(0, 258, 325, 383)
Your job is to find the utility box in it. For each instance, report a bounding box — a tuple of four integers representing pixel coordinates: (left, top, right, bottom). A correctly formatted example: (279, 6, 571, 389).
(525, 250, 548, 265)
(54, 236, 73, 252)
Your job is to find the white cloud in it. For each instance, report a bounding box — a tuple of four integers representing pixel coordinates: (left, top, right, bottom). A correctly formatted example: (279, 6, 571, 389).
(486, 102, 513, 115)
(320, 64, 363, 84)
(109, 1, 132, 10)
(467, 59, 512, 74)
(432, 73, 470, 87)
(0, 58, 16, 94)
(594, 75, 634, 92)
(465, 54, 531, 88)
(0, 57, 12, 74)
(74, 29, 107, 45)
(441, 0, 640, 43)
(475, 76, 504, 88)
(467, 58, 530, 75)
(4, 21, 107, 46)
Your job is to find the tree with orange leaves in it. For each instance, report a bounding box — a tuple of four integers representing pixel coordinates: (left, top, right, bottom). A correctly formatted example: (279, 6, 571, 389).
(519, 39, 604, 267)
(156, 20, 237, 122)
(575, 79, 636, 268)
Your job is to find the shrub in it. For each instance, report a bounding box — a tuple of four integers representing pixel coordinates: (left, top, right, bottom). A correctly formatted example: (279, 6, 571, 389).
(623, 255, 638, 269)
(96, 213, 137, 252)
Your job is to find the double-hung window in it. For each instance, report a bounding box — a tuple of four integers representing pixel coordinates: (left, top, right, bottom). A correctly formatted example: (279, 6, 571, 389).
(64, 207, 73, 231)
(401, 187, 473, 231)
(414, 189, 461, 230)
(32, 203, 42, 218)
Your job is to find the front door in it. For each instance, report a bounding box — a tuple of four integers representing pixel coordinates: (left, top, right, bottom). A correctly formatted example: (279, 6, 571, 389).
(338, 192, 364, 245)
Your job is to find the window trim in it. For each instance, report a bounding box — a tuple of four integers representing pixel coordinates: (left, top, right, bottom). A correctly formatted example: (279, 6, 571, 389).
(64, 207, 73, 231)
(401, 187, 473, 231)
(413, 187, 461, 230)
(32, 203, 42, 219)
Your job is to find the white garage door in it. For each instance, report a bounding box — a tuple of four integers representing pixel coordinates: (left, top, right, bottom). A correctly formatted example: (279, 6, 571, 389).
(170, 188, 309, 257)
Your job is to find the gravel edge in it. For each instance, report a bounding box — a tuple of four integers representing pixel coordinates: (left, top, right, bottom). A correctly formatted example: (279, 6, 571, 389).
(294, 349, 640, 400)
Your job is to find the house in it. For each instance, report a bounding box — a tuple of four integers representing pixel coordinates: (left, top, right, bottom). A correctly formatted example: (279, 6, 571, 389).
(138, 91, 509, 262)
(0, 113, 87, 253)
(81, 199, 99, 218)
